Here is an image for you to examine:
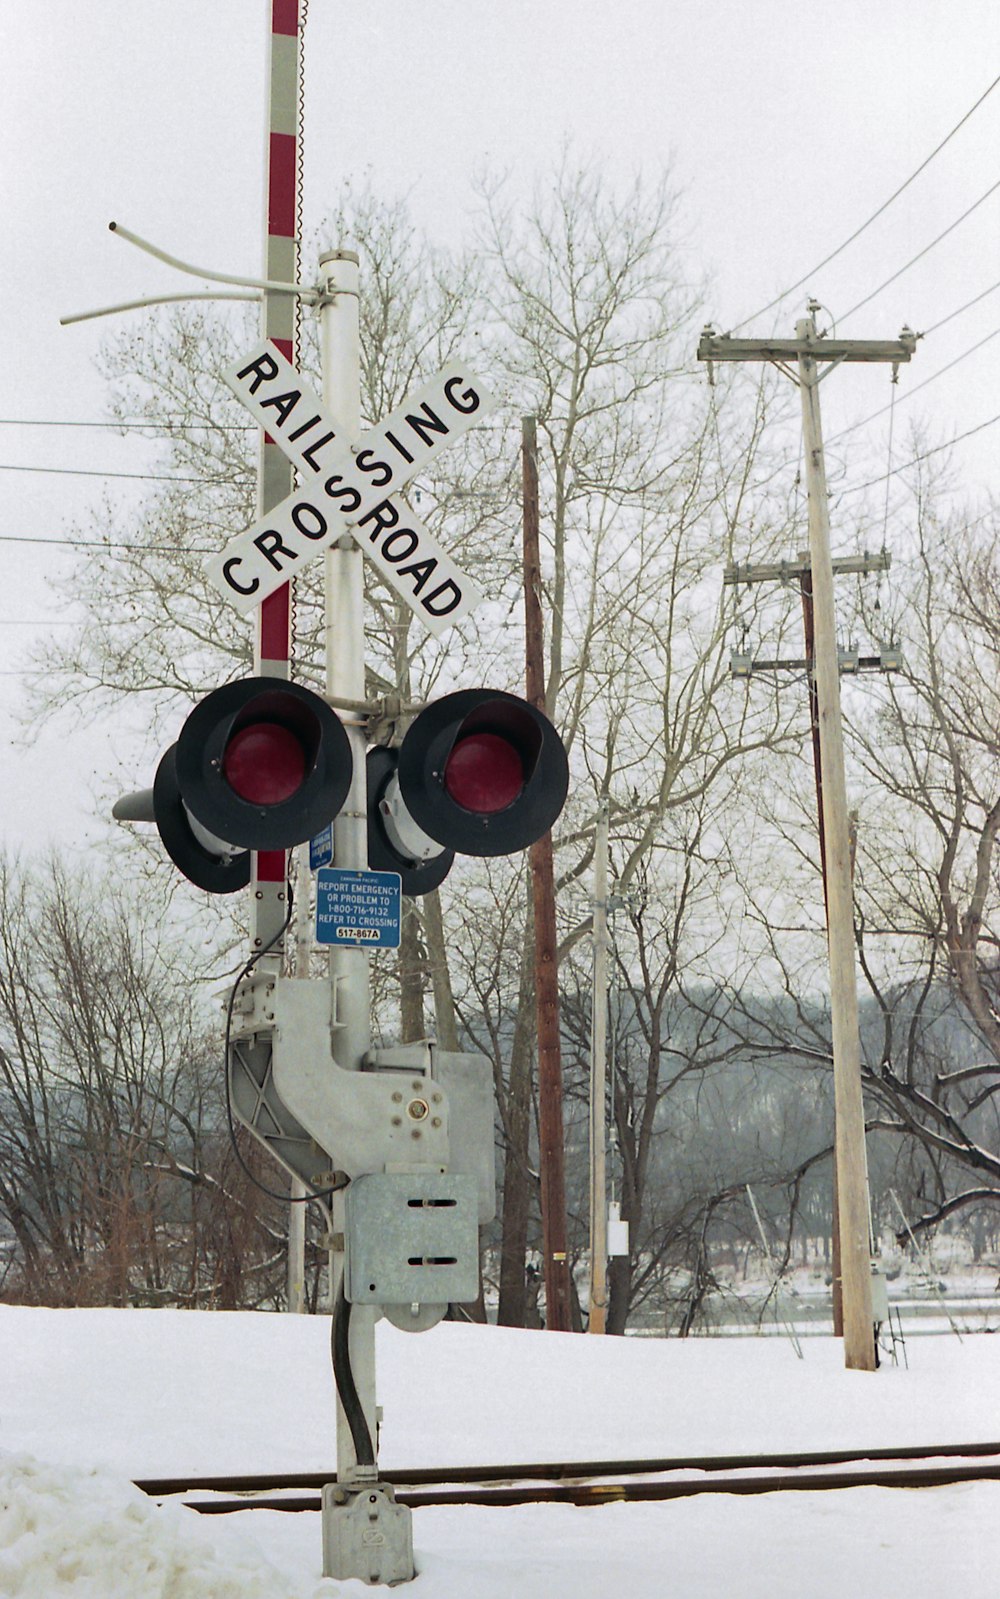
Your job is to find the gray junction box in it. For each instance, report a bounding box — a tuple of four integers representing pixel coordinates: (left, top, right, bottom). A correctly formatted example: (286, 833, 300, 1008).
(366, 1043, 496, 1224)
(344, 1171, 480, 1308)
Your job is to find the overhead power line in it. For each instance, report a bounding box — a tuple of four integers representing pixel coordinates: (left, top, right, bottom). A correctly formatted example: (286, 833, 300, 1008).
(837, 176, 1000, 325)
(730, 69, 1000, 332)
(0, 417, 253, 432)
(0, 532, 214, 553)
(829, 326, 1000, 443)
(0, 462, 208, 484)
(837, 413, 1000, 496)
(921, 278, 1000, 336)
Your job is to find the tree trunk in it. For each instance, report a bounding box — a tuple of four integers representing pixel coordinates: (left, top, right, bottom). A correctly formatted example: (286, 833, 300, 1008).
(607, 1252, 632, 1335)
(399, 898, 425, 1043)
(422, 889, 460, 1051)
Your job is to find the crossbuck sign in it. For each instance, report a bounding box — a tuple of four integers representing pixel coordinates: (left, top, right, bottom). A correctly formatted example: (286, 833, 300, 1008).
(208, 341, 493, 636)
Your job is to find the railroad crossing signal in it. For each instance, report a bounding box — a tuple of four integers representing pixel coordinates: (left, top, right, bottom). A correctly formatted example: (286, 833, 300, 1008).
(112, 677, 352, 893)
(208, 340, 491, 635)
(114, 681, 570, 896)
(368, 688, 570, 894)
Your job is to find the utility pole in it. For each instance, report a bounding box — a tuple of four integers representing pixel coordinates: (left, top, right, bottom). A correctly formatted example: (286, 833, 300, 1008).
(700, 309, 916, 1372)
(800, 561, 836, 1335)
(522, 416, 573, 1332)
(588, 797, 610, 1333)
(726, 546, 893, 1337)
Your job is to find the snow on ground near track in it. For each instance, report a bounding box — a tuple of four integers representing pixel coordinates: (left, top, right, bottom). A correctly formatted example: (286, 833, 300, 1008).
(0, 1306, 998, 1596)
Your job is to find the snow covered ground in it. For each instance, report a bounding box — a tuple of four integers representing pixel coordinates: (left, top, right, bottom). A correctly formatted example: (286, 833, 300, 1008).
(0, 1306, 998, 1596)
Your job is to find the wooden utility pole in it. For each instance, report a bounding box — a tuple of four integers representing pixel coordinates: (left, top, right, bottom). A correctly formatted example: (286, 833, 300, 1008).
(588, 798, 611, 1333)
(522, 416, 573, 1332)
(797, 320, 875, 1370)
(799, 565, 839, 1335)
(700, 310, 916, 1371)
(725, 547, 894, 1338)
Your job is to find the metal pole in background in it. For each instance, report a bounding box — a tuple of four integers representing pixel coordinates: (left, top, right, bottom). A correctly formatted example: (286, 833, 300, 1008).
(287, 845, 313, 1314)
(522, 415, 573, 1332)
(797, 313, 875, 1371)
(317, 247, 381, 1475)
(588, 797, 610, 1333)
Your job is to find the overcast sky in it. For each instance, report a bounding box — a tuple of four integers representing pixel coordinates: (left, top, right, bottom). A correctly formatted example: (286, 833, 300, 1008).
(1, 1, 998, 856)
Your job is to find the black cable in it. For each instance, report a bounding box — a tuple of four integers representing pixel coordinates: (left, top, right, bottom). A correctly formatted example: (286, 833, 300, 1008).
(222, 879, 343, 1207)
(730, 69, 1000, 332)
(837, 412, 1000, 496)
(332, 1280, 376, 1468)
(837, 175, 1000, 325)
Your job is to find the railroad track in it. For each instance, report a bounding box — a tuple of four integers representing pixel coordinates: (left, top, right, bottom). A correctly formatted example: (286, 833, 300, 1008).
(135, 1440, 1000, 1515)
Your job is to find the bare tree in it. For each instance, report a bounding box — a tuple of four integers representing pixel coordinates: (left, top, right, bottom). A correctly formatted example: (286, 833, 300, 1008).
(843, 480, 1000, 1234)
(457, 160, 799, 1324)
(25, 165, 802, 1327)
(0, 855, 299, 1307)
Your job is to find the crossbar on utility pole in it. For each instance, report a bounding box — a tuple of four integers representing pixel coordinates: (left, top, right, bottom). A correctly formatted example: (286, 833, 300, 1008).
(698, 331, 917, 369)
(724, 551, 891, 586)
(699, 308, 916, 1371)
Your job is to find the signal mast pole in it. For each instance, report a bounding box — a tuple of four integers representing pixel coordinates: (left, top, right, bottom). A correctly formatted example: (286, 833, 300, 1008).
(252, 3, 384, 1553)
(588, 797, 611, 1334)
(316, 247, 382, 1488)
(699, 309, 916, 1372)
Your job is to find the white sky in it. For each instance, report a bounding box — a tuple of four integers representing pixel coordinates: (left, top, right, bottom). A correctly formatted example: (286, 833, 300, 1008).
(1, 0, 998, 854)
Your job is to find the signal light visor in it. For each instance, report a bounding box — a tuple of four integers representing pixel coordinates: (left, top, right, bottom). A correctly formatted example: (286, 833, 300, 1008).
(395, 688, 569, 858)
(174, 676, 353, 852)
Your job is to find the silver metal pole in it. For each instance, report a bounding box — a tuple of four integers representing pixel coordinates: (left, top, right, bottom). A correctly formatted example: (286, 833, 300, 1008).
(286, 844, 313, 1315)
(588, 798, 610, 1333)
(317, 248, 380, 1476)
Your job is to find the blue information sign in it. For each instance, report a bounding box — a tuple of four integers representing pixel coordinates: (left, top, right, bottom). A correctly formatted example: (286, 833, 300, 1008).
(316, 868, 402, 949)
(309, 823, 334, 871)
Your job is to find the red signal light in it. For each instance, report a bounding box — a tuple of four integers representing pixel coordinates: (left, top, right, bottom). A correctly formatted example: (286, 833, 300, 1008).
(394, 688, 568, 859)
(444, 733, 524, 814)
(222, 723, 307, 805)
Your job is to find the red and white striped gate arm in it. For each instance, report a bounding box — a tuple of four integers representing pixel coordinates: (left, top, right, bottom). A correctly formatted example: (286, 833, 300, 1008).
(252, 0, 304, 954)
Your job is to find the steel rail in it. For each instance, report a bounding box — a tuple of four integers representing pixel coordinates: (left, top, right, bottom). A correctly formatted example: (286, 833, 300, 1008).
(135, 1439, 1000, 1506)
(175, 1456, 1000, 1515)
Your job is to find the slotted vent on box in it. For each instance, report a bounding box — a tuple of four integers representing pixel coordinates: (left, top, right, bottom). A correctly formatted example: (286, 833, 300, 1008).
(344, 1172, 479, 1306)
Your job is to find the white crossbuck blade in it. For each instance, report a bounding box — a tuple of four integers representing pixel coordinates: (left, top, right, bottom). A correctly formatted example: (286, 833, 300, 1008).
(207, 339, 492, 636)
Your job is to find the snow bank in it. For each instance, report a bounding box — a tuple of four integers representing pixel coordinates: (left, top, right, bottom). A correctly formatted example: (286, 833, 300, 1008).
(0, 1451, 320, 1599)
(2, 1305, 999, 1479)
(1, 1309, 999, 1598)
